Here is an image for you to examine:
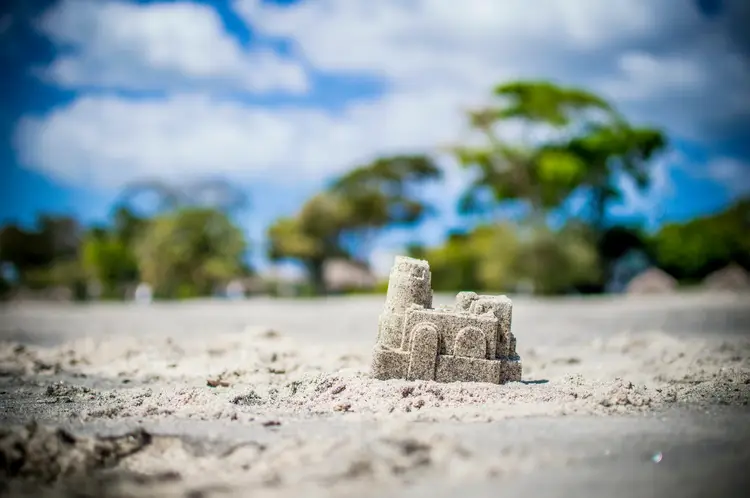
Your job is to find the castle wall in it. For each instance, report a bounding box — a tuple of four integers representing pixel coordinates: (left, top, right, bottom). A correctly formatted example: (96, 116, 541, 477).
(402, 308, 497, 359)
(468, 295, 513, 358)
(434, 355, 502, 384)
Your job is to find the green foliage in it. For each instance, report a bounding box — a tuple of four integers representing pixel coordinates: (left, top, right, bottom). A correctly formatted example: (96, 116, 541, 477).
(75, 207, 146, 299)
(331, 155, 441, 257)
(470, 224, 523, 291)
(453, 80, 668, 234)
(112, 206, 147, 246)
(0, 216, 83, 299)
(411, 224, 520, 293)
(451, 79, 667, 293)
(417, 221, 600, 295)
(3, 77, 734, 300)
(267, 192, 353, 292)
(267, 192, 358, 294)
(268, 156, 440, 293)
(514, 223, 601, 295)
(649, 199, 750, 282)
(81, 231, 139, 298)
(135, 207, 247, 299)
(560, 124, 667, 231)
(24, 259, 86, 300)
(374, 279, 390, 294)
(454, 80, 617, 215)
(0, 216, 81, 281)
(416, 232, 484, 292)
(268, 217, 319, 262)
(490, 80, 614, 126)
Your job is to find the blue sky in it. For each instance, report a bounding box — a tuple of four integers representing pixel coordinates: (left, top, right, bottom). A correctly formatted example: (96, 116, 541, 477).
(2, 0, 749, 276)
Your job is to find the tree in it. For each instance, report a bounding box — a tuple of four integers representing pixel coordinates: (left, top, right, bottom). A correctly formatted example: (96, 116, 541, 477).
(268, 193, 352, 295)
(0, 215, 81, 288)
(74, 207, 146, 299)
(513, 222, 601, 295)
(411, 223, 521, 293)
(451, 80, 667, 291)
(268, 155, 440, 294)
(452, 80, 667, 227)
(80, 230, 139, 298)
(453, 80, 615, 220)
(0, 225, 43, 281)
(112, 206, 147, 246)
(598, 225, 650, 264)
(410, 231, 484, 292)
(412, 221, 599, 295)
(649, 199, 750, 283)
(329, 155, 441, 259)
(559, 125, 666, 234)
(135, 208, 248, 299)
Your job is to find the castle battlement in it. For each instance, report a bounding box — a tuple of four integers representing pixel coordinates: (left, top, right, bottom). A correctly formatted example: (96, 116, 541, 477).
(371, 256, 521, 384)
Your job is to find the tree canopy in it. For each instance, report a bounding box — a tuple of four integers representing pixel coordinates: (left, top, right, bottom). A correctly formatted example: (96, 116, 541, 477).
(135, 207, 248, 299)
(268, 155, 441, 292)
(453, 80, 668, 231)
(649, 199, 750, 282)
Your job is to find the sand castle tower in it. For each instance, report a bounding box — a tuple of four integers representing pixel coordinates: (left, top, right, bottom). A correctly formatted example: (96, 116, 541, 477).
(371, 255, 521, 384)
(377, 256, 433, 348)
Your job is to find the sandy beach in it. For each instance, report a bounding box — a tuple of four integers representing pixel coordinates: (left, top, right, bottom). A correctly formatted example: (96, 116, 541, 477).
(1, 292, 750, 497)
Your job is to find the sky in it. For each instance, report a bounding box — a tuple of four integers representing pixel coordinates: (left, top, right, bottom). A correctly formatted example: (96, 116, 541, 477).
(1, 0, 749, 277)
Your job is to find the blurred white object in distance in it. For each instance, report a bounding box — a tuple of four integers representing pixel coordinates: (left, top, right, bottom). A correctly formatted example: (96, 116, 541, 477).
(225, 279, 246, 300)
(134, 282, 153, 304)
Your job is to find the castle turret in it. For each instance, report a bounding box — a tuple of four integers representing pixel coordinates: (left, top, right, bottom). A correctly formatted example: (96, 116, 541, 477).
(377, 256, 432, 348)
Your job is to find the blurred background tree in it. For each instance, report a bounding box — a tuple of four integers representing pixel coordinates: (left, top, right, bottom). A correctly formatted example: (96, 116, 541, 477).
(330, 155, 441, 260)
(445, 80, 668, 293)
(135, 207, 248, 299)
(268, 193, 354, 295)
(513, 222, 602, 295)
(80, 227, 140, 299)
(0, 215, 84, 295)
(453, 81, 614, 219)
(268, 155, 440, 294)
(408, 224, 520, 292)
(2, 75, 745, 300)
(649, 199, 750, 283)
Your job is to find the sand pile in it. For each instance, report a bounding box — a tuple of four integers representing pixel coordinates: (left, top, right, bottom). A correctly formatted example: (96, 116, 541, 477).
(703, 264, 750, 292)
(2, 325, 748, 429)
(625, 268, 678, 294)
(1, 297, 750, 498)
(0, 418, 573, 498)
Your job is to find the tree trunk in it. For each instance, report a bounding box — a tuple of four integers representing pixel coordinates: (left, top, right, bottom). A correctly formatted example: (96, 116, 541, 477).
(307, 259, 327, 296)
(591, 184, 611, 291)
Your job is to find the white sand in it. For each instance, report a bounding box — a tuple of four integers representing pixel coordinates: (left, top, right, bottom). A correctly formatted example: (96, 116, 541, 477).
(1, 293, 749, 497)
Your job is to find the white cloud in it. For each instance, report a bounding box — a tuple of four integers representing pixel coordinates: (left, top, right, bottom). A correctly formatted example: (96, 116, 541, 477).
(14, 89, 465, 188)
(234, 0, 746, 139)
(14, 0, 750, 226)
(602, 52, 708, 102)
(37, 0, 308, 93)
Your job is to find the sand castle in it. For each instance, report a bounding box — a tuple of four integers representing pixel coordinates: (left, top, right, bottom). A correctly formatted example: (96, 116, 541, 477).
(371, 256, 521, 384)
